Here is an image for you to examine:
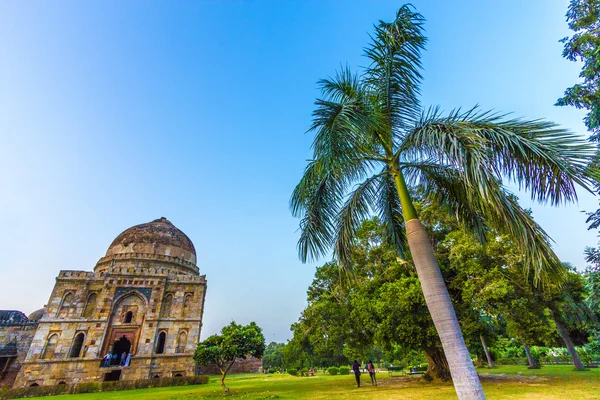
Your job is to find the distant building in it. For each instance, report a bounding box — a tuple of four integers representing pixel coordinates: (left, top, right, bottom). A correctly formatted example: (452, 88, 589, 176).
(0, 217, 207, 388)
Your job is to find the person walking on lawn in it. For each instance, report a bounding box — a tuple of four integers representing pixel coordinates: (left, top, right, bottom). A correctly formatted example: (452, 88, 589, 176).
(352, 360, 361, 387)
(367, 360, 377, 386)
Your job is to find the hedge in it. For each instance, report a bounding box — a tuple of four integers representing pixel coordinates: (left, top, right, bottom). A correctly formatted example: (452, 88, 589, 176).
(338, 366, 350, 375)
(0, 375, 209, 400)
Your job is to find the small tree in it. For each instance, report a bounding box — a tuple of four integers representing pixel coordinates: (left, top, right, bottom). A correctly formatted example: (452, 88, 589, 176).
(194, 321, 265, 393)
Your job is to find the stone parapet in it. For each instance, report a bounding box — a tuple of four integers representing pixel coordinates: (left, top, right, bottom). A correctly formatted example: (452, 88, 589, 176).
(95, 253, 199, 276)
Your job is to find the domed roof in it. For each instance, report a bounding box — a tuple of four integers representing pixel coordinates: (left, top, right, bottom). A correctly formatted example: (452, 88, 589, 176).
(105, 217, 196, 265)
(28, 308, 45, 321)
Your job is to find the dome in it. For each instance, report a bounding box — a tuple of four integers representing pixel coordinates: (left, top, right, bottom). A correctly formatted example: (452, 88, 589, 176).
(104, 217, 197, 267)
(28, 308, 45, 321)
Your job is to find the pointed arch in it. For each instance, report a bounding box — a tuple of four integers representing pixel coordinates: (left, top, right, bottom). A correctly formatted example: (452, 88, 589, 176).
(42, 334, 59, 359)
(160, 294, 173, 318)
(155, 331, 166, 354)
(110, 291, 148, 324)
(82, 293, 97, 318)
(58, 292, 73, 318)
(182, 294, 193, 318)
(176, 331, 187, 353)
(69, 333, 85, 358)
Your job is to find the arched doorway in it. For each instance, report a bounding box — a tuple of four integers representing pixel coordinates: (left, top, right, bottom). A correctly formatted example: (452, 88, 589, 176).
(111, 336, 131, 365)
(102, 292, 146, 361)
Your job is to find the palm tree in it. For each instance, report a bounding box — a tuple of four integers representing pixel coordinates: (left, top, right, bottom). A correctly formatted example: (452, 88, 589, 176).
(290, 6, 596, 400)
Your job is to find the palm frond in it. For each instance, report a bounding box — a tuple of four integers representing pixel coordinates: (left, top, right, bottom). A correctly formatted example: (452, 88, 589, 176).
(364, 4, 426, 137)
(402, 160, 561, 283)
(376, 170, 408, 257)
(402, 107, 598, 206)
(291, 160, 343, 262)
(334, 173, 383, 267)
(401, 161, 488, 242)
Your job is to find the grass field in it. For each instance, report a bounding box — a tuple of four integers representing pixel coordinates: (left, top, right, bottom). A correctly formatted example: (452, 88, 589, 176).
(31, 365, 600, 400)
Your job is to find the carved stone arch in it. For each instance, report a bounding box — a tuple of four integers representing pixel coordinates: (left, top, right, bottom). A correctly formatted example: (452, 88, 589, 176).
(42, 333, 59, 359)
(176, 331, 188, 353)
(57, 292, 74, 318)
(69, 332, 86, 358)
(155, 331, 167, 354)
(82, 293, 97, 318)
(160, 293, 174, 318)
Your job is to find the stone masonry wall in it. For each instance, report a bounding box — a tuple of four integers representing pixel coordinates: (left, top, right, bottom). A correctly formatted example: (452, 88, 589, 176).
(0, 324, 37, 388)
(13, 261, 206, 388)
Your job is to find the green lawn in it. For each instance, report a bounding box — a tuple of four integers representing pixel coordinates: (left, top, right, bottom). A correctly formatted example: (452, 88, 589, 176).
(31, 365, 600, 400)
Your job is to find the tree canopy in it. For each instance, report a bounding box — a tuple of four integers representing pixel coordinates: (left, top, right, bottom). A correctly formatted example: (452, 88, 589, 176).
(194, 321, 265, 393)
(557, 0, 600, 140)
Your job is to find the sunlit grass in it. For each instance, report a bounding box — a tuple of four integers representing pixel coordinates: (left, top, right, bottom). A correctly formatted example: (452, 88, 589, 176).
(30, 365, 600, 400)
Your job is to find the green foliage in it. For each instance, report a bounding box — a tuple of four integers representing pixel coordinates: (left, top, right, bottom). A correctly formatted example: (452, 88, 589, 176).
(300, 368, 309, 376)
(0, 376, 209, 400)
(287, 368, 299, 377)
(556, 0, 600, 139)
(262, 342, 286, 369)
(327, 367, 339, 375)
(338, 366, 350, 375)
(194, 321, 265, 392)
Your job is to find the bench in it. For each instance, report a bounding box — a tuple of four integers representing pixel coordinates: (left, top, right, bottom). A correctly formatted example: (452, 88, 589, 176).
(387, 366, 406, 376)
(408, 369, 425, 375)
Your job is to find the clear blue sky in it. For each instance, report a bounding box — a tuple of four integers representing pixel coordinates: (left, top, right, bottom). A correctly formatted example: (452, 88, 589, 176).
(0, 1, 596, 342)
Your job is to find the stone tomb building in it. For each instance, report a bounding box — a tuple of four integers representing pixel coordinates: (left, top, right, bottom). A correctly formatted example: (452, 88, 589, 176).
(2, 218, 207, 387)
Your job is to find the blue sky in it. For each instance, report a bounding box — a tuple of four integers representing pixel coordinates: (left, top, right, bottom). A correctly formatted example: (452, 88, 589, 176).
(0, 0, 596, 342)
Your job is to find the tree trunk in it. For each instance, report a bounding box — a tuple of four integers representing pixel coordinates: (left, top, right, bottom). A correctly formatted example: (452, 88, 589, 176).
(218, 362, 235, 394)
(393, 171, 485, 399)
(405, 219, 485, 399)
(550, 311, 585, 370)
(425, 347, 452, 381)
(480, 335, 494, 368)
(523, 344, 539, 369)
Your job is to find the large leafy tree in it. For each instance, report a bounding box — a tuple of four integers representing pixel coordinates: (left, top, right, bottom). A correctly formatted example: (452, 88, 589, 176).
(556, 0, 600, 141)
(291, 6, 596, 399)
(194, 321, 265, 393)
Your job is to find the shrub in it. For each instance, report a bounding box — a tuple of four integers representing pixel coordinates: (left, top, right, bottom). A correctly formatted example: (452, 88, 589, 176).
(287, 368, 298, 377)
(328, 367, 339, 375)
(338, 366, 350, 375)
(300, 368, 309, 377)
(0, 375, 209, 400)
(73, 382, 101, 394)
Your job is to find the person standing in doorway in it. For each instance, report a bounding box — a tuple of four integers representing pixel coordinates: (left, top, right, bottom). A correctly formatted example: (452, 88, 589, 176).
(125, 352, 132, 367)
(367, 360, 377, 386)
(120, 352, 127, 366)
(352, 360, 361, 387)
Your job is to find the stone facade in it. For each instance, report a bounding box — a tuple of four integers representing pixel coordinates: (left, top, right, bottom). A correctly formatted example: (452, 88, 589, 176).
(0, 312, 39, 388)
(198, 357, 262, 375)
(2, 218, 207, 388)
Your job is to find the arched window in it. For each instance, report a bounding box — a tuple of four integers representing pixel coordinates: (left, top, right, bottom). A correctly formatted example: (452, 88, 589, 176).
(156, 331, 166, 354)
(42, 334, 59, 359)
(82, 293, 97, 318)
(160, 294, 173, 318)
(58, 381, 66, 385)
(182, 294, 192, 318)
(58, 293, 73, 318)
(176, 331, 187, 353)
(69, 333, 85, 358)
(30, 383, 39, 387)
(124, 311, 133, 323)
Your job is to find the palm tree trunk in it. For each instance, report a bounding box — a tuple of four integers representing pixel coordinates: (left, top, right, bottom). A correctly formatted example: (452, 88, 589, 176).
(405, 219, 485, 399)
(394, 170, 485, 400)
(480, 335, 494, 368)
(523, 344, 539, 369)
(550, 311, 585, 370)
